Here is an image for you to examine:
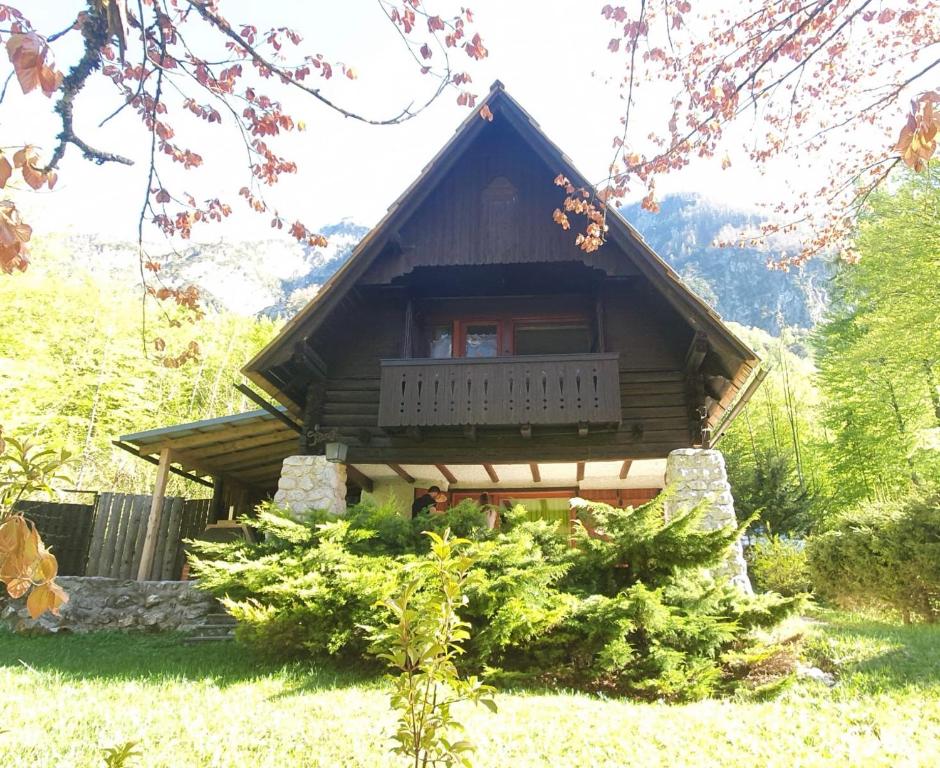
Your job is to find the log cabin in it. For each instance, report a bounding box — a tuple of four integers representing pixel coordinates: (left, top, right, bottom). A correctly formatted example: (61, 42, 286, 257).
(119, 81, 764, 526)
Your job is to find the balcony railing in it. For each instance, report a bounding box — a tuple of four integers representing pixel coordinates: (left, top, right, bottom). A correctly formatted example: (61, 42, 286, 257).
(378, 353, 621, 428)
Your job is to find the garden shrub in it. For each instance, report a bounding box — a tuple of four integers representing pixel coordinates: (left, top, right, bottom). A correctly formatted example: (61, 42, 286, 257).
(806, 492, 940, 622)
(190, 493, 801, 699)
(745, 536, 812, 596)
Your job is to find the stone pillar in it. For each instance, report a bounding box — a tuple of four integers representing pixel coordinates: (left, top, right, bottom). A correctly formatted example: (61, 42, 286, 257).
(273, 455, 347, 518)
(664, 448, 752, 593)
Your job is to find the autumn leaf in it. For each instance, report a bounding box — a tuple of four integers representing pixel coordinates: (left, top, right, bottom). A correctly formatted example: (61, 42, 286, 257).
(479, 104, 493, 122)
(0, 155, 11, 188)
(26, 580, 68, 619)
(0, 200, 32, 274)
(6, 33, 63, 98)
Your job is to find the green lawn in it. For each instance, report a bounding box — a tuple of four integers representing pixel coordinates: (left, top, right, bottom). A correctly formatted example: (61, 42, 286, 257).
(1, 611, 939, 767)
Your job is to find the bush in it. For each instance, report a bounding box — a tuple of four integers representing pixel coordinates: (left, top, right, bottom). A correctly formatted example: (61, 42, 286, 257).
(191, 494, 802, 700)
(745, 536, 812, 597)
(806, 492, 940, 622)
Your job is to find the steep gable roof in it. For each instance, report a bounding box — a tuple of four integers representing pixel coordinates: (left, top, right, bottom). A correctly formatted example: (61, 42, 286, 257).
(243, 81, 762, 439)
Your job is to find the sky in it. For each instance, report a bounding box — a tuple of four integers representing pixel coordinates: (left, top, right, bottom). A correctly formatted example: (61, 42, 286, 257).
(3, 1, 869, 244)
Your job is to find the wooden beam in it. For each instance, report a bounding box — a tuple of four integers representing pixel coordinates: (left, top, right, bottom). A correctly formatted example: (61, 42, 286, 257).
(346, 464, 374, 493)
(403, 297, 414, 359)
(595, 294, 606, 352)
(235, 383, 303, 433)
(137, 447, 172, 581)
(388, 463, 415, 484)
(578, 422, 589, 438)
(520, 424, 532, 439)
(529, 463, 541, 483)
(684, 332, 709, 375)
(619, 460, 633, 480)
(435, 464, 458, 484)
(576, 461, 585, 482)
(112, 441, 213, 488)
(483, 463, 499, 483)
(463, 424, 477, 441)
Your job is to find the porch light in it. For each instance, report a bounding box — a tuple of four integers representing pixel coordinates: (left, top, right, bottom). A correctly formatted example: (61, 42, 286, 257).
(325, 441, 348, 463)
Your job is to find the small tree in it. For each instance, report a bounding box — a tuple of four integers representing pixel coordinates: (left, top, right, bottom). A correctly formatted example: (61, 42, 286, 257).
(0, 427, 72, 617)
(371, 530, 496, 768)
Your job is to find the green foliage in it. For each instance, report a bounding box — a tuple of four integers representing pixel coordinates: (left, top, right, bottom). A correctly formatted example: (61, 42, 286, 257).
(812, 166, 940, 507)
(371, 530, 496, 768)
(807, 491, 940, 622)
(720, 325, 831, 535)
(745, 536, 812, 597)
(0, 240, 280, 495)
(0, 433, 73, 518)
(193, 495, 801, 701)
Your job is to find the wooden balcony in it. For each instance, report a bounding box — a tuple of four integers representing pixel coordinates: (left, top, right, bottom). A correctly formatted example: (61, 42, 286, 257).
(378, 353, 622, 429)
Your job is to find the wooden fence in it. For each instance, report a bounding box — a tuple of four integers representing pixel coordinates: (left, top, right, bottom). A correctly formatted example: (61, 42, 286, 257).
(85, 494, 212, 580)
(15, 500, 96, 576)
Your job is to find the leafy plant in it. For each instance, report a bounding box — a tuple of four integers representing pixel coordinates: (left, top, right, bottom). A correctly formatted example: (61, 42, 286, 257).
(371, 530, 496, 768)
(101, 741, 142, 768)
(0, 428, 72, 617)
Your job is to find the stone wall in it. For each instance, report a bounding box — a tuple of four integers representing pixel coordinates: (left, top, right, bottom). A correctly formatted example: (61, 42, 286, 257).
(273, 455, 347, 517)
(0, 577, 217, 634)
(664, 448, 752, 592)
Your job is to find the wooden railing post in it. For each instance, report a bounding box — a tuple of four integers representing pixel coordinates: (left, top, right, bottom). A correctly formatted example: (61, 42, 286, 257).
(137, 447, 172, 581)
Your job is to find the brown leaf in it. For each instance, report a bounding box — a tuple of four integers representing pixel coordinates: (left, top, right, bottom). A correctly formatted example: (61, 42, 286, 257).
(6, 33, 63, 98)
(0, 155, 11, 188)
(479, 104, 493, 122)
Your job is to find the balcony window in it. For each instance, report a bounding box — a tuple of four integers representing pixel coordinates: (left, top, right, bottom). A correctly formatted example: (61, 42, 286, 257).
(463, 323, 499, 358)
(429, 324, 453, 359)
(514, 322, 591, 356)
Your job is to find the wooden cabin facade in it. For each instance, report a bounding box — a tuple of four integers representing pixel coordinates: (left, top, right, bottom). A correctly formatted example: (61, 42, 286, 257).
(224, 82, 763, 511)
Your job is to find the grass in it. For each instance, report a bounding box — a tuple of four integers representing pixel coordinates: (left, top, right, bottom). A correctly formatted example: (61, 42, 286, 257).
(1, 611, 939, 767)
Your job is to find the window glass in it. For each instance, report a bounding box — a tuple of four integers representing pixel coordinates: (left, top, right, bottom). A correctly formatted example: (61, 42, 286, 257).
(464, 324, 499, 357)
(514, 323, 591, 355)
(429, 325, 453, 358)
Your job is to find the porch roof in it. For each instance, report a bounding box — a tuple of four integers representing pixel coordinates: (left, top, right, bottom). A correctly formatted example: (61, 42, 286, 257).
(116, 409, 301, 491)
(116, 409, 667, 495)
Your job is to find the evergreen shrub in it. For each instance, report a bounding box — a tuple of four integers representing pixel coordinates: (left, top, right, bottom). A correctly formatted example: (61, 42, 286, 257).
(190, 494, 801, 699)
(807, 492, 940, 622)
(745, 536, 812, 597)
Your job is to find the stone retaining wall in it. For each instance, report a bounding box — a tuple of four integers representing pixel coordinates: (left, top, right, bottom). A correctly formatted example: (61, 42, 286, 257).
(0, 577, 216, 634)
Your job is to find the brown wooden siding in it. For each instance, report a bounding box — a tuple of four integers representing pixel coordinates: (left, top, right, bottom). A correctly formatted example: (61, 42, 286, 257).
(360, 122, 640, 284)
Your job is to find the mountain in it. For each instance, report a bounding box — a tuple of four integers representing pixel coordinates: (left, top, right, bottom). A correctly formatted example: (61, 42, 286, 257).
(39, 196, 829, 332)
(622, 193, 832, 332)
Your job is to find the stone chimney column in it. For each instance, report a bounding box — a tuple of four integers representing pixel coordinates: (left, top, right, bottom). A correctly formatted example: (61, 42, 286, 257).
(273, 455, 347, 518)
(664, 448, 752, 593)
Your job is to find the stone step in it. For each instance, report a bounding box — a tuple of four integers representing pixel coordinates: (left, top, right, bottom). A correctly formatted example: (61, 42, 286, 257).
(184, 634, 235, 644)
(189, 623, 236, 637)
(204, 612, 237, 626)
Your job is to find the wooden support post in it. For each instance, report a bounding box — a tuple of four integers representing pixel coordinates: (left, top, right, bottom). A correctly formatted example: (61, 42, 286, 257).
(209, 475, 224, 523)
(576, 461, 585, 482)
(595, 294, 606, 353)
(137, 447, 172, 581)
(529, 463, 541, 483)
(403, 298, 414, 359)
(483, 464, 499, 483)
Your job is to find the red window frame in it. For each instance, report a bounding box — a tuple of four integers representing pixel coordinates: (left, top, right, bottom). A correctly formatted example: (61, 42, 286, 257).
(424, 313, 591, 358)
